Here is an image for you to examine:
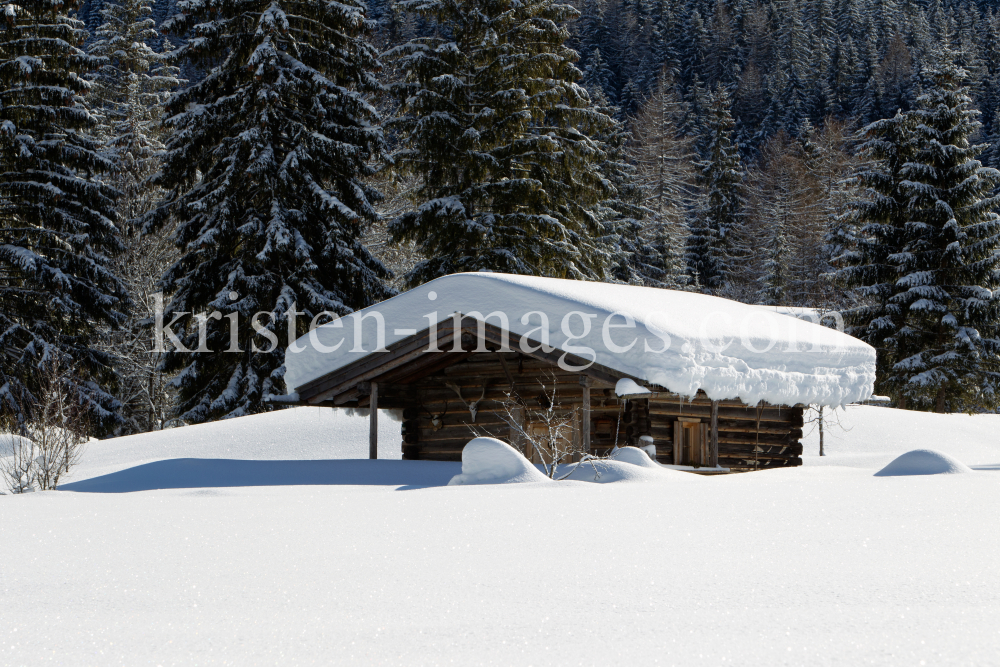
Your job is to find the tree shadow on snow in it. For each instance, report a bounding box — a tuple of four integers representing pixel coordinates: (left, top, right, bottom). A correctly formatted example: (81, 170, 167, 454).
(60, 459, 462, 493)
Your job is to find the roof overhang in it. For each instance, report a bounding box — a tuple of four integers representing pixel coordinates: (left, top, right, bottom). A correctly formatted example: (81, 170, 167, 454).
(293, 314, 637, 407)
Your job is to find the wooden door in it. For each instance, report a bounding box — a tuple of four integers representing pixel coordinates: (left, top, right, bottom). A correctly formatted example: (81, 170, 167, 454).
(674, 419, 707, 466)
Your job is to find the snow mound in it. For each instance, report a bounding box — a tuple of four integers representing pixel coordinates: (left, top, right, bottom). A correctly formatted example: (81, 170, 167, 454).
(559, 459, 688, 483)
(874, 449, 974, 477)
(615, 378, 651, 397)
(610, 446, 660, 468)
(560, 448, 693, 483)
(447, 438, 551, 486)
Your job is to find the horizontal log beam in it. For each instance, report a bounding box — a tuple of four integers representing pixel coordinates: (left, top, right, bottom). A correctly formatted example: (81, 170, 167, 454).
(648, 406, 802, 425)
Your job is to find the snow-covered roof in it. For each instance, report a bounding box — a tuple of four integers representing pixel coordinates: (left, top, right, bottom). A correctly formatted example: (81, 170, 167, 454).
(284, 273, 875, 407)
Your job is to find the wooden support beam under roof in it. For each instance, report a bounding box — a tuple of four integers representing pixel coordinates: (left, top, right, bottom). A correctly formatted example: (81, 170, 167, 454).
(369, 381, 378, 460)
(297, 315, 630, 406)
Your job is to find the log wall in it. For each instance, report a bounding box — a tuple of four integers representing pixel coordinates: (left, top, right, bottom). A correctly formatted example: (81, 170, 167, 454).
(644, 395, 804, 470)
(380, 351, 803, 471)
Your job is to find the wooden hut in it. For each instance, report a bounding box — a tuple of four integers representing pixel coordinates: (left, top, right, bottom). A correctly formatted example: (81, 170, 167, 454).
(279, 274, 875, 472)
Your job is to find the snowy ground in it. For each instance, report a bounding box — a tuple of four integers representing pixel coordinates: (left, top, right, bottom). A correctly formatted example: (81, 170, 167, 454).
(802, 403, 1000, 469)
(1, 406, 998, 666)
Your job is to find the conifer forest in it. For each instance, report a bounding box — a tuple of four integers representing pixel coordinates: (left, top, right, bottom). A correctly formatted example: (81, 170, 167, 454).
(3, 0, 1000, 435)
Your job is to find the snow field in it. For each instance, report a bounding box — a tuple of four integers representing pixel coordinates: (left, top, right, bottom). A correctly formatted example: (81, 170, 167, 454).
(1, 404, 999, 665)
(53, 406, 403, 486)
(801, 404, 1000, 469)
(2, 467, 998, 666)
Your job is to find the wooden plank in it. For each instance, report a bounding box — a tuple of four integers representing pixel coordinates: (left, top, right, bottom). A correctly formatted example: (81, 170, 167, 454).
(623, 392, 806, 410)
(581, 376, 591, 455)
(299, 325, 449, 399)
(648, 405, 796, 423)
(497, 352, 517, 391)
(311, 340, 446, 404)
(673, 420, 682, 465)
(473, 323, 625, 387)
(710, 400, 719, 467)
(369, 381, 378, 459)
(699, 423, 709, 465)
(377, 349, 472, 385)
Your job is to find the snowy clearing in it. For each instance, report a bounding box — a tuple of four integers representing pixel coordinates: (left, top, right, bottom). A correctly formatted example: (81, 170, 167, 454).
(1, 405, 999, 666)
(801, 403, 1000, 469)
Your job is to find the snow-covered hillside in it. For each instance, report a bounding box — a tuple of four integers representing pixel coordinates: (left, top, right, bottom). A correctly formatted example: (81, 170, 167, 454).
(1, 405, 998, 666)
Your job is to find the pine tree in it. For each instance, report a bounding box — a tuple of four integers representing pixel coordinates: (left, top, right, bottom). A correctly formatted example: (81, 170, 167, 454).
(687, 86, 743, 291)
(778, 0, 811, 132)
(89, 0, 180, 230)
(743, 130, 815, 305)
(601, 115, 656, 286)
(578, 0, 609, 58)
(757, 212, 789, 305)
(148, 0, 392, 422)
(88, 0, 182, 433)
(649, 0, 680, 76)
(886, 55, 1000, 411)
(583, 47, 616, 105)
(0, 0, 127, 432)
(835, 111, 912, 353)
(630, 69, 696, 287)
(387, 0, 617, 284)
(797, 118, 860, 309)
(705, 0, 738, 89)
(679, 8, 709, 87)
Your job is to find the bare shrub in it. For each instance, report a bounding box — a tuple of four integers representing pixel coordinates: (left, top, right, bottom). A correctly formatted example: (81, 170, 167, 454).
(0, 359, 88, 493)
(477, 375, 602, 480)
(0, 434, 37, 493)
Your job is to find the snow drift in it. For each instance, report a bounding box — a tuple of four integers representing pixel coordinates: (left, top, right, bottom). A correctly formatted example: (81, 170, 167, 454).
(874, 449, 974, 476)
(558, 446, 695, 484)
(447, 440, 693, 486)
(447, 438, 551, 485)
(610, 445, 660, 468)
(285, 273, 875, 407)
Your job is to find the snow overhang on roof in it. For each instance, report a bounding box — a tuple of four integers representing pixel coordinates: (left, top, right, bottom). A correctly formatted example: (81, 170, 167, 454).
(284, 273, 876, 407)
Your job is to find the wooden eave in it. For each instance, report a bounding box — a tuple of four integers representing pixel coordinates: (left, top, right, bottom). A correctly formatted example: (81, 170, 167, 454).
(294, 314, 636, 407)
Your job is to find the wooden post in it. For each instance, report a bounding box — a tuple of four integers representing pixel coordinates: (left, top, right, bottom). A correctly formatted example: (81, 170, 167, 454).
(673, 421, 682, 465)
(369, 381, 378, 460)
(710, 400, 719, 467)
(580, 376, 591, 456)
(818, 405, 825, 456)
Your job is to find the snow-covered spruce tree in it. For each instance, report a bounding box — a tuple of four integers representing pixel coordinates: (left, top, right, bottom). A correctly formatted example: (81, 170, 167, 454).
(756, 209, 789, 306)
(386, 0, 617, 285)
(0, 0, 127, 433)
(89, 0, 180, 230)
(88, 0, 182, 433)
(593, 100, 654, 286)
(835, 110, 914, 375)
(888, 56, 1000, 412)
(628, 69, 695, 288)
(147, 0, 393, 422)
(686, 86, 742, 292)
